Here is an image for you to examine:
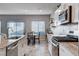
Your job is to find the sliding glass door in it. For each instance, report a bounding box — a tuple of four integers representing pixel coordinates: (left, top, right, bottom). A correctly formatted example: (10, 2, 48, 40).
(7, 22, 24, 38)
(32, 21, 45, 35)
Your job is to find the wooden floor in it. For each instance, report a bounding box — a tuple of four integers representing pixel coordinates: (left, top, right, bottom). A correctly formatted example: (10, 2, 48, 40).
(25, 40, 50, 56)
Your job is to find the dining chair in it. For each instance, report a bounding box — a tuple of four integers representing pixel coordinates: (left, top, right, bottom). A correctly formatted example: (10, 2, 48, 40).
(35, 32, 40, 43)
(27, 32, 35, 45)
(27, 33, 30, 45)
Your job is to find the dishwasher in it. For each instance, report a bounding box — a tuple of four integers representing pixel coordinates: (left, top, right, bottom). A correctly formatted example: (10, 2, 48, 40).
(6, 41, 18, 56)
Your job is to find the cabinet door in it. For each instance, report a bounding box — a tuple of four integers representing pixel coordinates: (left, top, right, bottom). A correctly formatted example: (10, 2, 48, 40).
(7, 45, 18, 56)
(59, 45, 73, 56)
(18, 39, 23, 56)
(52, 46, 59, 56)
(59, 42, 78, 56)
(48, 42, 52, 56)
(21, 37, 27, 56)
(18, 37, 27, 56)
(0, 48, 6, 56)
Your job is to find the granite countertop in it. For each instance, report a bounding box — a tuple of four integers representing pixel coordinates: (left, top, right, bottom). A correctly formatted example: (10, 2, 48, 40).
(59, 42, 78, 56)
(53, 36, 78, 42)
(0, 35, 25, 48)
(7, 35, 25, 46)
(47, 34, 78, 42)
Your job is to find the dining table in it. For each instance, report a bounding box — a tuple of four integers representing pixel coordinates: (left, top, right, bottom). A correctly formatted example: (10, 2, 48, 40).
(27, 33, 38, 45)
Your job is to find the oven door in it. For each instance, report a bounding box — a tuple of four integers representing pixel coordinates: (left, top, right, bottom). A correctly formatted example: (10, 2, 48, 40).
(48, 40, 59, 56)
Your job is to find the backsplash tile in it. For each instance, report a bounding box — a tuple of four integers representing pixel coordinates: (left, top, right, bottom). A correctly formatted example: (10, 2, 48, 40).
(51, 24, 78, 35)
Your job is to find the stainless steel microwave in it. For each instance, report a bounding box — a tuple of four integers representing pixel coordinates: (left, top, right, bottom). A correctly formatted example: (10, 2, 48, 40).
(59, 6, 72, 24)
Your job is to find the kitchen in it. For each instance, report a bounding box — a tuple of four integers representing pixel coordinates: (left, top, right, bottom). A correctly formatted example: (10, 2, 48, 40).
(0, 3, 79, 56)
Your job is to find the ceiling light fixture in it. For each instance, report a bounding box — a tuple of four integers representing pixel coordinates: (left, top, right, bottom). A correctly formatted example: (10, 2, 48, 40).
(39, 10, 42, 12)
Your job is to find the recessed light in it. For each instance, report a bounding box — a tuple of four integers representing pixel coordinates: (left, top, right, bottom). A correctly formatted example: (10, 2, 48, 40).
(39, 10, 42, 12)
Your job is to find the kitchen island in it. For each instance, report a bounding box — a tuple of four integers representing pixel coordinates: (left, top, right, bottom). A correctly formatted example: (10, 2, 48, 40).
(0, 35, 27, 56)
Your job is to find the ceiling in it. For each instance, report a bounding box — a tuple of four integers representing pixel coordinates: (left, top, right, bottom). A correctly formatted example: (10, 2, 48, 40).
(0, 3, 60, 15)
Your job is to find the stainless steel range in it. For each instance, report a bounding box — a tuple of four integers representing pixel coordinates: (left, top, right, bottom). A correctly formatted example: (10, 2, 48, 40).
(48, 37, 59, 56)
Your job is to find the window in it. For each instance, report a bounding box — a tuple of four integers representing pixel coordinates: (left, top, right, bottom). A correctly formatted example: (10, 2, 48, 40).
(32, 21, 45, 35)
(7, 22, 24, 38)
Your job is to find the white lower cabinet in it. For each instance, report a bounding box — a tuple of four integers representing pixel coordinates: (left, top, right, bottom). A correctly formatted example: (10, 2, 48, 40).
(18, 36, 27, 56)
(59, 42, 78, 56)
(0, 36, 27, 56)
(7, 44, 18, 56)
(0, 48, 6, 56)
